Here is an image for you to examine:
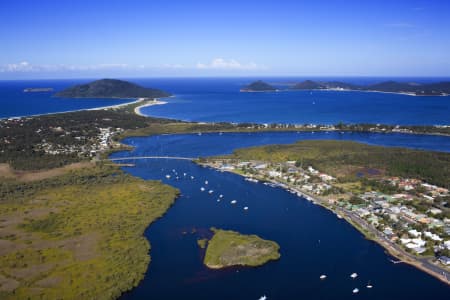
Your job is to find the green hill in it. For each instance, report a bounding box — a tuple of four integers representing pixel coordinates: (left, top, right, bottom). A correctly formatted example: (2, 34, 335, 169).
(241, 80, 276, 92)
(55, 79, 171, 99)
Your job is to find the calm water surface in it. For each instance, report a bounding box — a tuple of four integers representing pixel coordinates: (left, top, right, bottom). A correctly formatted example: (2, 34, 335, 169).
(113, 132, 450, 299)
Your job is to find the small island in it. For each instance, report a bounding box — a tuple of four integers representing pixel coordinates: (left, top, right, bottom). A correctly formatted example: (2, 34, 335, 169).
(201, 228, 280, 269)
(240, 80, 277, 92)
(291, 80, 450, 96)
(54, 78, 171, 98)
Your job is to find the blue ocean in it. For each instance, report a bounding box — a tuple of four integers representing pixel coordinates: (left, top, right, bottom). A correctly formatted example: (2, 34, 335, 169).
(1, 77, 449, 125)
(1, 78, 450, 299)
(0, 79, 135, 118)
(134, 77, 450, 125)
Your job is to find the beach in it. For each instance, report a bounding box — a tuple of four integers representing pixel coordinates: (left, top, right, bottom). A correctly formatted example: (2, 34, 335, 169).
(134, 99, 168, 116)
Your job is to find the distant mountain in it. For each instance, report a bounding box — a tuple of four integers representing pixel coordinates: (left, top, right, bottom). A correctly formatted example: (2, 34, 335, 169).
(241, 80, 276, 92)
(55, 79, 171, 98)
(292, 80, 324, 90)
(291, 80, 450, 96)
(292, 80, 358, 90)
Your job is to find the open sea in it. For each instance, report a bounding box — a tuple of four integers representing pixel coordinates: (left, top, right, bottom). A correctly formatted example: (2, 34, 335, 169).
(1, 77, 450, 124)
(1, 77, 450, 299)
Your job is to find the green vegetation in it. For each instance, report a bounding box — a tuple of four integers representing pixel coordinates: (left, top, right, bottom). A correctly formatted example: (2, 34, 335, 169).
(241, 80, 276, 92)
(225, 140, 450, 188)
(202, 228, 280, 269)
(54, 79, 171, 98)
(0, 109, 175, 170)
(197, 239, 208, 249)
(291, 79, 450, 96)
(0, 165, 179, 299)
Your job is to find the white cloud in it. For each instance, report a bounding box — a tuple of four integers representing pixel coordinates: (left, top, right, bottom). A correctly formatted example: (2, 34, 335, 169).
(0, 61, 134, 73)
(196, 58, 266, 70)
(161, 63, 186, 69)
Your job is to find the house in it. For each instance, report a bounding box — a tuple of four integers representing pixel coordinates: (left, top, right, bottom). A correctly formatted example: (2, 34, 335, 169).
(268, 171, 282, 178)
(411, 238, 426, 247)
(408, 229, 421, 237)
(423, 231, 440, 241)
(429, 208, 443, 215)
(254, 163, 267, 170)
(438, 256, 450, 265)
(383, 227, 394, 236)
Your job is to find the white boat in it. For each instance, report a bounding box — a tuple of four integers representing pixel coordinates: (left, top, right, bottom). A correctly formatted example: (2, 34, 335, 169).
(217, 199, 221, 202)
(219, 194, 224, 198)
(191, 176, 195, 180)
(259, 296, 267, 300)
(208, 190, 214, 194)
(337, 214, 343, 219)
(205, 180, 208, 185)
(200, 187, 205, 192)
(366, 284, 373, 289)
(231, 200, 237, 204)
(183, 173, 187, 176)
(320, 274, 327, 280)
(350, 272, 358, 279)
(352, 288, 359, 294)
(165, 175, 171, 179)
(243, 206, 249, 210)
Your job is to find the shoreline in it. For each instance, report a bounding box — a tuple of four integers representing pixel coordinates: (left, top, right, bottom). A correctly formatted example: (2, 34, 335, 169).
(268, 87, 450, 97)
(134, 99, 168, 116)
(197, 162, 450, 286)
(0, 97, 141, 120)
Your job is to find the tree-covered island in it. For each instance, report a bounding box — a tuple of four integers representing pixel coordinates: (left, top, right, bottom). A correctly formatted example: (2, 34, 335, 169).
(201, 228, 280, 269)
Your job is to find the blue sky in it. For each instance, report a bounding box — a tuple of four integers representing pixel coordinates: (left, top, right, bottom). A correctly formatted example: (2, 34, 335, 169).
(1, 0, 450, 78)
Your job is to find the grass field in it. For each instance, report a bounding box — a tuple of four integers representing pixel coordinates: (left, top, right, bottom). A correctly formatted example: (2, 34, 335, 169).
(0, 165, 178, 299)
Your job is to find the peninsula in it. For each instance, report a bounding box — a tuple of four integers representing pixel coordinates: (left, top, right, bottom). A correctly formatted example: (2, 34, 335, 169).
(55, 78, 171, 99)
(201, 228, 280, 269)
(198, 140, 450, 283)
(240, 80, 277, 92)
(291, 80, 450, 96)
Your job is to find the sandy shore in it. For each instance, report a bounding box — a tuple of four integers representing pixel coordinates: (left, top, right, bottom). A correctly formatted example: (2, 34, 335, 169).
(88, 97, 146, 111)
(134, 99, 168, 116)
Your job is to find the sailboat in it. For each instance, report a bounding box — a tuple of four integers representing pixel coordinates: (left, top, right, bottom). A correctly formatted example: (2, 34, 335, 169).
(350, 272, 358, 279)
(320, 274, 327, 280)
